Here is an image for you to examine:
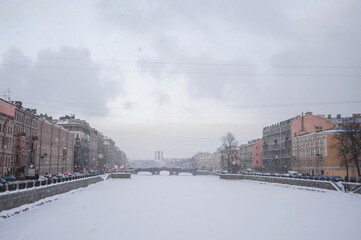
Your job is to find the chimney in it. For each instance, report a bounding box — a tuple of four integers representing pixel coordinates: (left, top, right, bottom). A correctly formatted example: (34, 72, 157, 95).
(315, 126, 322, 132)
(14, 101, 22, 108)
(337, 114, 341, 118)
(352, 113, 361, 118)
(31, 109, 37, 114)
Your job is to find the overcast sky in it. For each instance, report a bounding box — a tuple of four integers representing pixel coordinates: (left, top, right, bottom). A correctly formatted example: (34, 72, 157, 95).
(1, 0, 360, 160)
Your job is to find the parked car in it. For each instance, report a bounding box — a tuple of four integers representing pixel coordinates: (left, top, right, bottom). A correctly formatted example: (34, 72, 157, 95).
(330, 176, 344, 182)
(16, 173, 26, 180)
(313, 175, 322, 180)
(56, 174, 65, 180)
(295, 174, 303, 179)
(4, 175, 16, 181)
(73, 172, 84, 177)
(52, 176, 58, 183)
(0, 177, 7, 184)
(0, 182, 5, 192)
(302, 173, 312, 180)
(44, 173, 53, 180)
(320, 175, 330, 181)
(38, 176, 48, 181)
(345, 176, 357, 183)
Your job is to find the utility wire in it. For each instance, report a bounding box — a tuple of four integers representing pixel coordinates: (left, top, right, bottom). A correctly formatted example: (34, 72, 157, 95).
(2, 63, 361, 77)
(21, 99, 361, 110)
(1, 54, 361, 69)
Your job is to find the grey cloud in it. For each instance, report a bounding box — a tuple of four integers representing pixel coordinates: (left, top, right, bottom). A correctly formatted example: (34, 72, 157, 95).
(152, 90, 170, 105)
(123, 101, 133, 109)
(0, 46, 122, 117)
(96, 0, 293, 38)
(95, 0, 296, 103)
(135, 34, 259, 102)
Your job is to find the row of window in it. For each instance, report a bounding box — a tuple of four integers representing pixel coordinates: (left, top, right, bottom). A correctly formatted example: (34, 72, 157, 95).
(0, 156, 12, 174)
(296, 147, 326, 157)
(298, 169, 323, 175)
(294, 158, 325, 167)
(295, 137, 326, 148)
(0, 124, 13, 135)
(0, 137, 13, 150)
(15, 112, 38, 127)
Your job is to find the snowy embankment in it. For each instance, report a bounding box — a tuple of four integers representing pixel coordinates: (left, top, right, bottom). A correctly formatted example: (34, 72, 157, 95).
(0, 175, 103, 211)
(1, 175, 361, 240)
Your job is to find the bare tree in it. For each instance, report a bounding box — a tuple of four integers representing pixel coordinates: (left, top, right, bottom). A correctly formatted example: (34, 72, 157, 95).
(335, 136, 352, 177)
(334, 118, 361, 177)
(220, 132, 239, 173)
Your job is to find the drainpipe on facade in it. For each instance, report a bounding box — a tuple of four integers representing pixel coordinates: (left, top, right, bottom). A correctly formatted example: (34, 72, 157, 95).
(49, 123, 54, 173)
(38, 119, 44, 175)
(1, 119, 9, 176)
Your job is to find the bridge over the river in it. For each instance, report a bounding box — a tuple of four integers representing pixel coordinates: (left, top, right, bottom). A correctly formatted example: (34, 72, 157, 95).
(125, 168, 218, 176)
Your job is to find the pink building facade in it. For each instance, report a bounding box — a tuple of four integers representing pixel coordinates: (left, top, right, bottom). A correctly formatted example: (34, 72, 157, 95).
(0, 99, 15, 176)
(253, 139, 263, 170)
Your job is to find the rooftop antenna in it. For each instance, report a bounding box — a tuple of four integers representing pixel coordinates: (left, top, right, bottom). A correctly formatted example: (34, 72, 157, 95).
(2, 88, 11, 101)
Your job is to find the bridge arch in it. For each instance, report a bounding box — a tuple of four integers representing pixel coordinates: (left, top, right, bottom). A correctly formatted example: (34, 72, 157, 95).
(136, 171, 153, 175)
(132, 168, 197, 176)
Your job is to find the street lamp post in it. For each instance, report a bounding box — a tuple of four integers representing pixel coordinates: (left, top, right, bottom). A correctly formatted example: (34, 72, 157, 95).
(273, 155, 278, 173)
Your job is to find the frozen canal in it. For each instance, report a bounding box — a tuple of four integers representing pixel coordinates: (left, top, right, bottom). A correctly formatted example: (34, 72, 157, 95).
(1, 174, 361, 240)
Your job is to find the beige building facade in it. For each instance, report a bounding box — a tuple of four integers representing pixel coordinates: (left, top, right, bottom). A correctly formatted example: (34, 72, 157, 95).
(292, 129, 359, 177)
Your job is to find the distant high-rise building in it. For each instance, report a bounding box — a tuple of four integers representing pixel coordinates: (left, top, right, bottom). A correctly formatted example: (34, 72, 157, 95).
(155, 150, 164, 161)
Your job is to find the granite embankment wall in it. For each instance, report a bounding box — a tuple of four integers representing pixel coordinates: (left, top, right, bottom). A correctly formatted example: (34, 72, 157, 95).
(341, 182, 361, 194)
(195, 170, 220, 176)
(0, 173, 131, 212)
(220, 174, 339, 191)
(0, 176, 103, 211)
(110, 173, 131, 179)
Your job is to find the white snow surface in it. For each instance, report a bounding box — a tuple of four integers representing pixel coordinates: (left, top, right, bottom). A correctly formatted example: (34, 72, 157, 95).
(1, 175, 361, 240)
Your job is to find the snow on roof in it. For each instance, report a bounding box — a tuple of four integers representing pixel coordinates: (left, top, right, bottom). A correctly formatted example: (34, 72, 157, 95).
(294, 126, 354, 138)
(328, 117, 361, 124)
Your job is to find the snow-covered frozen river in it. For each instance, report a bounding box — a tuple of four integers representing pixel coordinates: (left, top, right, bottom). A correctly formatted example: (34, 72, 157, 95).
(1, 174, 361, 240)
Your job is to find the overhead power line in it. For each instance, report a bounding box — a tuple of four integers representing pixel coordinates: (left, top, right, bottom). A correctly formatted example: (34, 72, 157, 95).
(22, 99, 361, 110)
(1, 54, 361, 69)
(2, 63, 361, 77)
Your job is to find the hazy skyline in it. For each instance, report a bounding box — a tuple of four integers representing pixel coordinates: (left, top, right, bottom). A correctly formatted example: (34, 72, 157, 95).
(1, 0, 360, 160)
